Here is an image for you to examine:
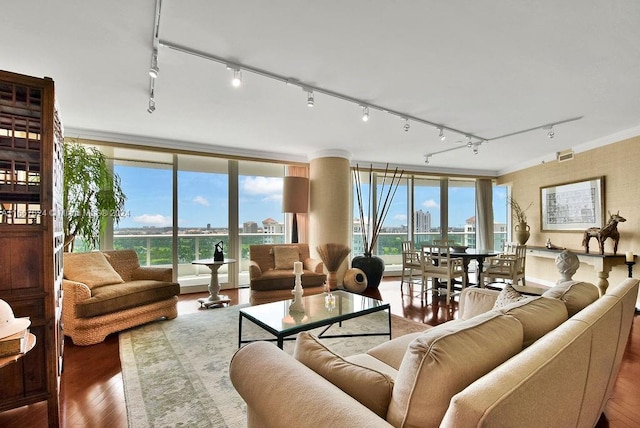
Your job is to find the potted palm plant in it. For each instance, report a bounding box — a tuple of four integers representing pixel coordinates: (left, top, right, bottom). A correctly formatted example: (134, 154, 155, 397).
(63, 141, 126, 252)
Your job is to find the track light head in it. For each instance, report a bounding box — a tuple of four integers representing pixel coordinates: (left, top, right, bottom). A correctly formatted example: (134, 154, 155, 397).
(438, 127, 445, 141)
(547, 126, 555, 139)
(147, 98, 156, 114)
(307, 91, 314, 107)
(231, 69, 242, 87)
(362, 106, 369, 122)
(466, 136, 472, 148)
(149, 51, 159, 78)
(403, 118, 410, 132)
(424, 154, 431, 165)
(473, 145, 479, 155)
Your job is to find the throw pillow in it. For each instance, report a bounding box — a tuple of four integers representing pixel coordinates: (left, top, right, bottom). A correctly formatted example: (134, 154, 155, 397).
(293, 332, 394, 418)
(542, 281, 599, 317)
(64, 251, 124, 289)
(493, 284, 527, 309)
(273, 246, 300, 270)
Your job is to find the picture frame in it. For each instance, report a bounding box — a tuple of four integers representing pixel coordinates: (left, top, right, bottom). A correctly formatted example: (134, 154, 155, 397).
(540, 177, 604, 231)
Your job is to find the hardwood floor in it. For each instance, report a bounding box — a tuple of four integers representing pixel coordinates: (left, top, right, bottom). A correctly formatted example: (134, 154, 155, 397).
(1, 280, 638, 427)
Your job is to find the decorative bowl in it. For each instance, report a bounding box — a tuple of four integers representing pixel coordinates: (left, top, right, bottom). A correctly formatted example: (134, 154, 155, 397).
(450, 245, 469, 253)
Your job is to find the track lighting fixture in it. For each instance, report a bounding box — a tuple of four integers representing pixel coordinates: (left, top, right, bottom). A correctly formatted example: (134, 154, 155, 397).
(231, 68, 242, 87)
(149, 51, 159, 78)
(147, 87, 156, 113)
(154, 36, 584, 153)
(147, 98, 156, 114)
(424, 154, 431, 165)
(362, 106, 369, 122)
(473, 145, 479, 155)
(547, 126, 555, 139)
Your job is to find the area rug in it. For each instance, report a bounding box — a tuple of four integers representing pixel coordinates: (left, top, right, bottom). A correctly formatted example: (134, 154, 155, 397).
(120, 303, 427, 428)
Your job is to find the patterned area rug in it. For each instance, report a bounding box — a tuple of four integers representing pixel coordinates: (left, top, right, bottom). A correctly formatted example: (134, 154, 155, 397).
(120, 303, 427, 428)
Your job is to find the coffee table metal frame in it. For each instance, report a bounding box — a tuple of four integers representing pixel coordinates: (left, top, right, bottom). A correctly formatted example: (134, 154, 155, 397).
(238, 290, 391, 349)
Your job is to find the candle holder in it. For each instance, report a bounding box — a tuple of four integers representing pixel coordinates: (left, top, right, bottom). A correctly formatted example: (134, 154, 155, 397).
(290, 271, 305, 313)
(626, 261, 635, 279)
(627, 261, 639, 315)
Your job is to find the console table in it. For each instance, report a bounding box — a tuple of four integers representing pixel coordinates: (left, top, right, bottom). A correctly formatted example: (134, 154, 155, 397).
(527, 246, 627, 295)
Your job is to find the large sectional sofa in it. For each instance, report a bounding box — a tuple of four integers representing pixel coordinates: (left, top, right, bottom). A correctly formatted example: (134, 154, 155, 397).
(230, 277, 639, 427)
(62, 249, 180, 345)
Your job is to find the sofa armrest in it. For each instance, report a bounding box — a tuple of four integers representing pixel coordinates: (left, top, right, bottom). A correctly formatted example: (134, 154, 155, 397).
(230, 342, 392, 428)
(62, 279, 92, 302)
(459, 288, 500, 320)
(131, 266, 173, 282)
(304, 258, 324, 274)
(249, 260, 263, 279)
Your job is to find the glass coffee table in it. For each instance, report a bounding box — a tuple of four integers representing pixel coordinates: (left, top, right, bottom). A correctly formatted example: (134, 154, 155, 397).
(238, 290, 391, 349)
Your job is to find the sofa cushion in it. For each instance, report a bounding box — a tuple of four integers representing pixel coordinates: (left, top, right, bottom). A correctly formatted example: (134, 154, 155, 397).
(493, 284, 528, 309)
(272, 246, 300, 270)
(75, 280, 180, 318)
(542, 280, 600, 317)
(293, 332, 394, 418)
(386, 311, 523, 428)
(64, 252, 124, 289)
(102, 249, 141, 281)
(366, 328, 437, 371)
(497, 296, 568, 347)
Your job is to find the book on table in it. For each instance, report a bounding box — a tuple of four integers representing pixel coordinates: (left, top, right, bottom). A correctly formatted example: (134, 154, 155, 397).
(0, 328, 29, 357)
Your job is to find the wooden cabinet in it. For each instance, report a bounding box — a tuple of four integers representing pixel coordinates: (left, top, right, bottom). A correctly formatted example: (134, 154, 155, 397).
(0, 70, 64, 427)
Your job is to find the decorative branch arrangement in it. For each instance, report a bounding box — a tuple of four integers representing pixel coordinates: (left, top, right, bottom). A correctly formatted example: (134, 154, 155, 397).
(353, 164, 404, 255)
(508, 196, 532, 224)
(316, 243, 351, 272)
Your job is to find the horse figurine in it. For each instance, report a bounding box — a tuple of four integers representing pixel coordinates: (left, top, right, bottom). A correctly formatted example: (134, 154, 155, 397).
(582, 211, 626, 255)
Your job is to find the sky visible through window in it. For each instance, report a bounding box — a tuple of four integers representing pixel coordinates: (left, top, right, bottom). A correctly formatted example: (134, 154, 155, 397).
(114, 165, 507, 230)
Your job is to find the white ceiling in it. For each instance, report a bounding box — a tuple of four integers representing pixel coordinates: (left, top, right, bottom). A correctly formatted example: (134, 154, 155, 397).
(3, 1, 640, 176)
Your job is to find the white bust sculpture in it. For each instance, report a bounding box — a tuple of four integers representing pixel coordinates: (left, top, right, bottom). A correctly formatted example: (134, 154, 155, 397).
(555, 250, 580, 283)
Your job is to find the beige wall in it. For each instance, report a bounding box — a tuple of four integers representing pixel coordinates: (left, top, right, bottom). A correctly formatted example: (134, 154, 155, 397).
(498, 136, 640, 297)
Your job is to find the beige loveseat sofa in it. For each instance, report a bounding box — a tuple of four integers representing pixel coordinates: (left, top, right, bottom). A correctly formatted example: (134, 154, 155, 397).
(249, 243, 326, 305)
(62, 249, 180, 345)
(230, 278, 639, 427)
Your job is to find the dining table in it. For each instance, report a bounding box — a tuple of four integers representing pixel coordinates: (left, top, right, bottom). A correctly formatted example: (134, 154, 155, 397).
(437, 248, 500, 286)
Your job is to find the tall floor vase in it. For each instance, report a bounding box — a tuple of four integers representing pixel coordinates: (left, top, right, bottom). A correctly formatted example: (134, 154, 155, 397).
(351, 254, 385, 289)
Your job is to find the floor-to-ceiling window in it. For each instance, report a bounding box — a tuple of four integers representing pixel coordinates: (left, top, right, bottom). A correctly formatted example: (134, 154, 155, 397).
(74, 140, 511, 286)
(176, 154, 229, 287)
(413, 177, 442, 246)
(493, 184, 509, 248)
(352, 170, 509, 273)
(448, 178, 476, 247)
(237, 161, 285, 285)
(109, 148, 174, 267)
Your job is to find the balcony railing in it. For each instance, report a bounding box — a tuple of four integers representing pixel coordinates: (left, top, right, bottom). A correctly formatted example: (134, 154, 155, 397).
(112, 232, 286, 287)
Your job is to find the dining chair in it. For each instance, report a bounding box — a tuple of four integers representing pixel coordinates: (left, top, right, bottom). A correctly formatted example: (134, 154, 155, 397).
(401, 240, 422, 292)
(484, 243, 527, 287)
(432, 239, 455, 247)
(419, 244, 466, 305)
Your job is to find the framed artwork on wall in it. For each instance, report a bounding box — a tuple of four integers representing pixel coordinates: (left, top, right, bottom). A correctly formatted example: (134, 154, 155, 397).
(540, 177, 605, 231)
